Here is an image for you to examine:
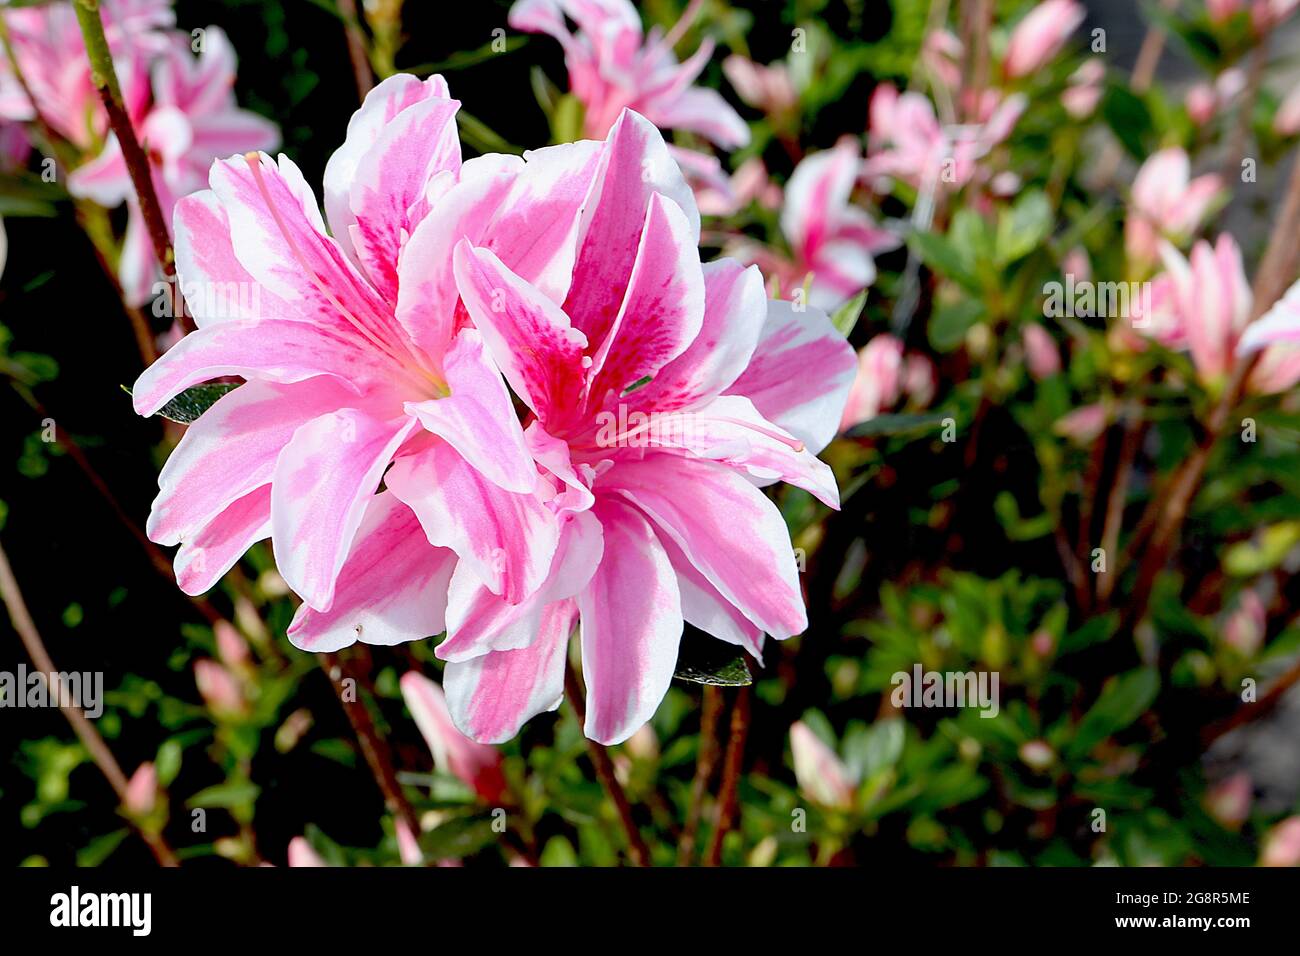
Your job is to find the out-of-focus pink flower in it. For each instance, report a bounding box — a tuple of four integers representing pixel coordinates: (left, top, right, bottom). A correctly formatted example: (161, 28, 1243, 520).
(1239, 276, 1300, 393)
(287, 836, 328, 867)
(214, 620, 249, 667)
(194, 659, 244, 716)
(510, 0, 749, 149)
(1062, 59, 1104, 118)
(839, 334, 935, 431)
(1252, 0, 1300, 32)
(1062, 246, 1092, 284)
(722, 55, 797, 119)
(68, 28, 280, 305)
(1260, 816, 1300, 866)
(1207, 0, 1246, 22)
(1275, 82, 1300, 136)
(790, 721, 855, 809)
(1023, 323, 1062, 379)
(1054, 403, 1110, 444)
(734, 141, 898, 310)
(1205, 772, 1253, 829)
(1186, 84, 1218, 126)
(674, 147, 780, 217)
(124, 762, 158, 816)
(922, 29, 963, 90)
(1003, 0, 1086, 79)
(1188, 68, 1247, 126)
(863, 83, 1024, 194)
(1131, 234, 1300, 393)
(434, 112, 853, 745)
(1124, 148, 1222, 266)
(132, 75, 602, 633)
(0, 0, 173, 147)
(400, 671, 506, 803)
(1223, 589, 1266, 656)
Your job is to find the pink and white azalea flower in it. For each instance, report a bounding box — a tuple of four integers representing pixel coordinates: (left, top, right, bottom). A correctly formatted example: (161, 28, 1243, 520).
(1128, 234, 1300, 394)
(722, 54, 797, 120)
(428, 110, 853, 745)
(0, 0, 173, 147)
(287, 836, 328, 867)
(1275, 81, 1300, 136)
(732, 141, 899, 311)
(863, 83, 1024, 195)
(790, 721, 856, 809)
(509, 0, 749, 149)
(1124, 148, 1223, 267)
(132, 75, 601, 632)
(400, 671, 506, 803)
(1062, 59, 1104, 118)
(1003, 0, 1086, 80)
(839, 334, 936, 431)
(68, 28, 280, 305)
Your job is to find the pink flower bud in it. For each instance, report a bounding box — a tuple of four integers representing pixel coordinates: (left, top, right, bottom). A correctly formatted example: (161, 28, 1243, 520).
(400, 671, 506, 804)
(1275, 82, 1300, 136)
(1260, 816, 1300, 866)
(124, 762, 158, 816)
(1186, 83, 1217, 126)
(1023, 323, 1062, 380)
(1205, 772, 1252, 829)
(395, 819, 423, 865)
(840, 335, 904, 431)
(194, 659, 244, 717)
(1004, 0, 1086, 79)
(789, 721, 856, 809)
(1223, 590, 1266, 655)
(1019, 740, 1056, 771)
(287, 836, 328, 867)
(214, 621, 248, 667)
(1207, 0, 1246, 22)
(1054, 403, 1109, 444)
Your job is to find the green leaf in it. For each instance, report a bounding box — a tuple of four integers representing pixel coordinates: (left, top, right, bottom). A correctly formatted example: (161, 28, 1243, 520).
(844, 410, 949, 439)
(928, 298, 985, 352)
(417, 814, 501, 861)
(830, 290, 868, 337)
(995, 191, 1053, 267)
(908, 231, 981, 292)
(1101, 85, 1155, 161)
(1066, 667, 1159, 760)
(673, 632, 752, 686)
(77, 829, 129, 866)
(125, 382, 239, 424)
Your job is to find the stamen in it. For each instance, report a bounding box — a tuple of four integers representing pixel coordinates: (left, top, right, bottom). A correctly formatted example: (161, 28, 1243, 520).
(712, 415, 806, 452)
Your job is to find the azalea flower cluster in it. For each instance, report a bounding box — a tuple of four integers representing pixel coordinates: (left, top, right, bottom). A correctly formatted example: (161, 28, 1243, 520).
(0, 0, 278, 304)
(130, 69, 854, 745)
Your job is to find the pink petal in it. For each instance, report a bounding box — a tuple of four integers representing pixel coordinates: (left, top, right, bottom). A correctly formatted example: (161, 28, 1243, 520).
(386, 439, 559, 604)
(270, 411, 417, 611)
(563, 110, 699, 350)
(147, 378, 357, 546)
(654, 522, 764, 660)
(724, 299, 857, 454)
(585, 191, 705, 406)
(323, 73, 452, 266)
(287, 491, 456, 651)
(644, 85, 750, 150)
(402, 329, 537, 494)
(173, 484, 271, 595)
(451, 240, 589, 423)
(578, 498, 683, 745)
(437, 510, 603, 662)
(131, 319, 385, 417)
(442, 599, 576, 744)
(609, 456, 807, 640)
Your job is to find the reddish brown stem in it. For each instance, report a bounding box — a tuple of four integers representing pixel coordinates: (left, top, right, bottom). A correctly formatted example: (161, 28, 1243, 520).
(564, 662, 650, 866)
(703, 686, 751, 867)
(336, 0, 374, 101)
(677, 684, 724, 865)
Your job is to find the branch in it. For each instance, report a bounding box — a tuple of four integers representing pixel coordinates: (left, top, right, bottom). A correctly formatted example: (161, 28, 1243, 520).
(0, 539, 179, 866)
(71, 0, 180, 319)
(703, 686, 751, 867)
(564, 661, 650, 866)
(677, 684, 724, 865)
